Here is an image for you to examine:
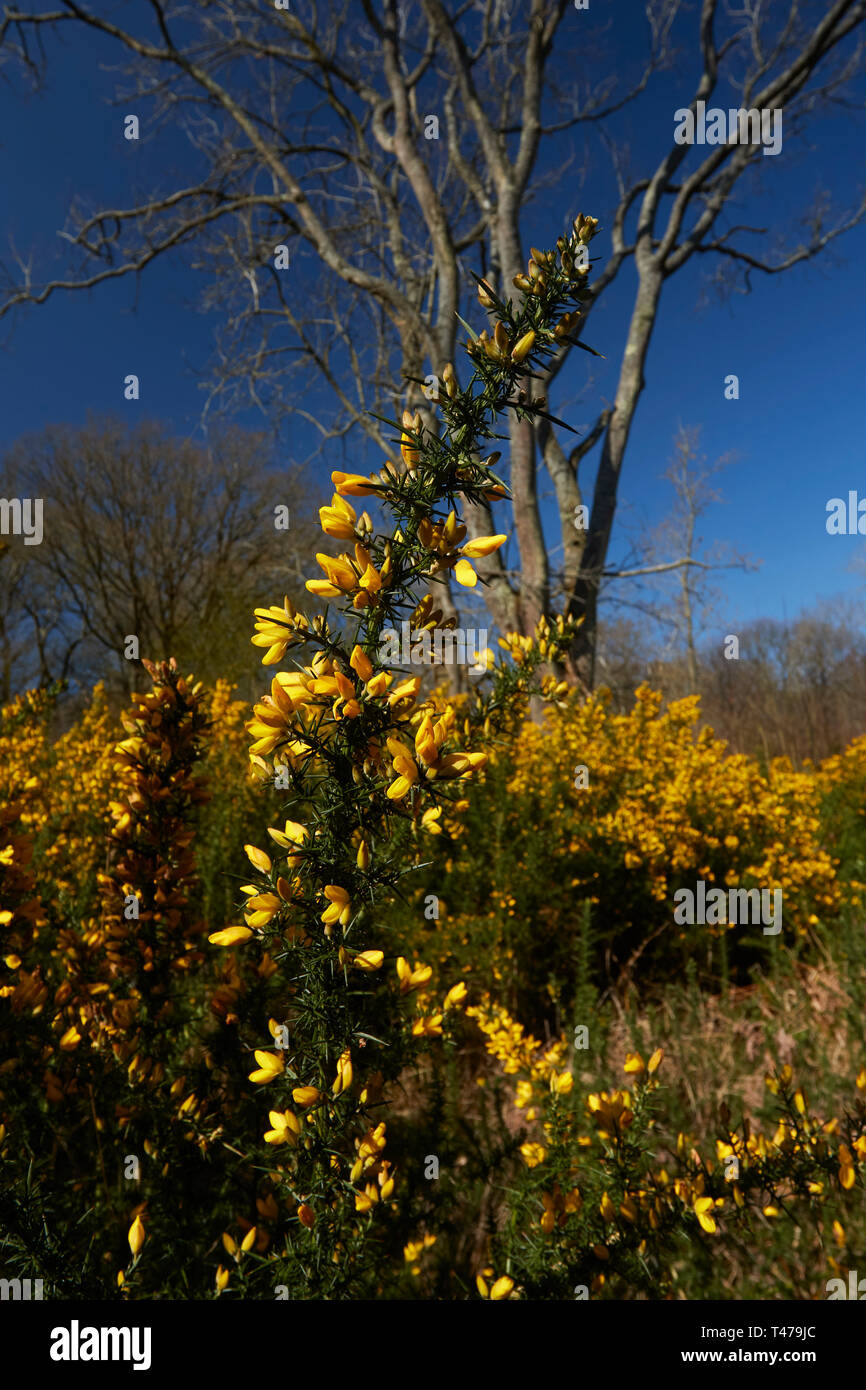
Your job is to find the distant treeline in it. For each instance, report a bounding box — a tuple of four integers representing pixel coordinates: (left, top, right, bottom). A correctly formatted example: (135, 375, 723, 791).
(596, 609, 866, 764)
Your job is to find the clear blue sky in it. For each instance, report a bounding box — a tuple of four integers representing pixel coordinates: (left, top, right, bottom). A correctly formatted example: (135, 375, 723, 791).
(1, 2, 864, 641)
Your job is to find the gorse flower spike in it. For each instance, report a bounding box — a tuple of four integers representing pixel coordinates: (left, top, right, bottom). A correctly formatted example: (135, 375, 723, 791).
(218, 223, 603, 1293)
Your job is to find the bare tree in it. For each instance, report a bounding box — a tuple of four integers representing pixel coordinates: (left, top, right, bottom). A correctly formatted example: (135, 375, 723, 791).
(699, 603, 866, 761)
(613, 423, 756, 694)
(1, 417, 316, 696)
(1, 0, 864, 685)
(0, 538, 44, 700)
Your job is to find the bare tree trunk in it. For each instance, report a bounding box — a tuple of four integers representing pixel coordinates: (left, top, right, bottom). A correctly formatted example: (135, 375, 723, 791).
(680, 565, 698, 694)
(568, 268, 662, 686)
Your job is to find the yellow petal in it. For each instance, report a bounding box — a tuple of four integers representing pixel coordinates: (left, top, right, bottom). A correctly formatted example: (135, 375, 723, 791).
(459, 534, 507, 559)
(292, 1087, 323, 1106)
(353, 950, 384, 972)
(453, 558, 478, 587)
(208, 926, 254, 947)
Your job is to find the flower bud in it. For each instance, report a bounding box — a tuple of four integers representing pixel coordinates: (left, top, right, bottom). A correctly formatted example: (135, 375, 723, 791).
(127, 1215, 146, 1258)
(511, 330, 536, 364)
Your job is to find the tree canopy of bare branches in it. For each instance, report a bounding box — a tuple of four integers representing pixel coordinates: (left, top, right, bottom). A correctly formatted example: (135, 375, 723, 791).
(0, 417, 315, 697)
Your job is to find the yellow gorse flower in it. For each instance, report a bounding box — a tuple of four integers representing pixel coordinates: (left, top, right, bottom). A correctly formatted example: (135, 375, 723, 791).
(319, 492, 359, 540)
(520, 1142, 546, 1169)
(251, 596, 308, 665)
(400, 408, 423, 470)
(694, 1197, 717, 1233)
(586, 1090, 634, 1138)
(306, 544, 393, 610)
(321, 885, 351, 933)
(384, 714, 487, 803)
(208, 925, 254, 947)
(127, 1214, 146, 1258)
(352, 949, 384, 972)
(477, 1273, 514, 1300)
(332, 1049, 353, 1097)
(248, 1050, 286, 1085)
(443, 981, 467, 1010)
(416, 509, 506, 588)
(396, 957, 433, 993)
(264, 1109, 302, 1146)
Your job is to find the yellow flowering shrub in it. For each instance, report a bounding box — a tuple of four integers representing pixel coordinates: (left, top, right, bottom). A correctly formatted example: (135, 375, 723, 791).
(811, 735, 866, 912)
(0, 684, 117, 923)
(403, 684, 843, 1013)
(464, 1003, 866, 1299)
(196, 223, 598, 1299)
(0, 662, 292, 1296)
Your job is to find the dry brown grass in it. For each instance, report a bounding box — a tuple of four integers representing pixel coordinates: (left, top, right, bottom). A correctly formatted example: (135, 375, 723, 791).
(381, 951, 864, 1290)
(602, 959, 858, 1131)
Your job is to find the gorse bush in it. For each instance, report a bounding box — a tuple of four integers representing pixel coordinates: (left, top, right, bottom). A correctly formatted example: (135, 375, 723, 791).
(1, 217, 865, 1301)
(469, 1007, 866, 1300)
(398, 684, 846, 1020)
(203, 218, 597, 1297)
(0, 668, 283, 1297)
(811, 736, 866, 899)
